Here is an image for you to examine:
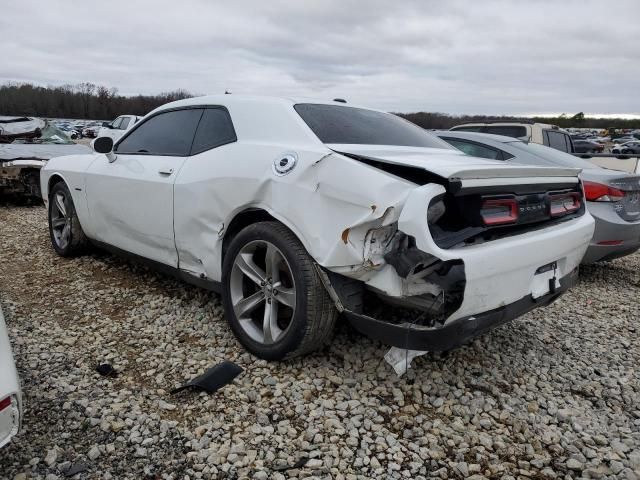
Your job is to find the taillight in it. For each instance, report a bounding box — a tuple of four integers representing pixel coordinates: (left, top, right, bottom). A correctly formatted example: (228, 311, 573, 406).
(550, 192, 581, 217)
(480, 198, 518, 225)
(0, 396, 11, 411)
(583, 181, 625, 202)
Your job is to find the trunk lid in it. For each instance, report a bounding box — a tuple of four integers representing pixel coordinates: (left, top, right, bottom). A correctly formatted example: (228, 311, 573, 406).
(329, 144, 581, 182)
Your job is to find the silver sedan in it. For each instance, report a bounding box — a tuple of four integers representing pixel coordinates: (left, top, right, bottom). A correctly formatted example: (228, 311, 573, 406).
(436, 131, 640, 264)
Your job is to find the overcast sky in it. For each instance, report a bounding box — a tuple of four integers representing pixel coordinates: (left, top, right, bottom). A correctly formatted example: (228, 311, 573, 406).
(2, 0, 638, 116)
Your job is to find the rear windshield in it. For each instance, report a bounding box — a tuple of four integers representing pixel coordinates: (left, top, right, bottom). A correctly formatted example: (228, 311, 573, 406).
(294, 103, 451, 148)
(507, 141, 598, 169)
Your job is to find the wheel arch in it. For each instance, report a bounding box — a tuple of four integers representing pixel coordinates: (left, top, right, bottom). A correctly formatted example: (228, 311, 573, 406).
(46, 173, 68, 197)
(221, 207, 312, 264)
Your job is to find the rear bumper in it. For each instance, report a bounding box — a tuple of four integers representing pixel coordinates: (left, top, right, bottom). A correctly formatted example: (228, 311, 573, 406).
(0, 395, 21, 449)
(395, 185, 593, 322)
(583, 243, 640, 264)
(346, 267, 577, 351)
(583, 202, 640, 264)
(333, 184, 593, 350)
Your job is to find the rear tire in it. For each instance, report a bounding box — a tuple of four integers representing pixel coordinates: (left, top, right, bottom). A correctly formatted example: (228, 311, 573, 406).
(48, 181, 89, 257)
(221, 221, 337, 360)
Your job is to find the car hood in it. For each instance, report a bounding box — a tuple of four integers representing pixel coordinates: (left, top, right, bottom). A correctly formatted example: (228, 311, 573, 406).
(0, 143, 92, 161)
(328, 144, 581, 180)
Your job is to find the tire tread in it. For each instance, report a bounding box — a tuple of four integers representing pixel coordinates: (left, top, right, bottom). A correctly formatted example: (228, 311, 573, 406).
(48, 181, 90, 257)
(222, 221, 338, 359)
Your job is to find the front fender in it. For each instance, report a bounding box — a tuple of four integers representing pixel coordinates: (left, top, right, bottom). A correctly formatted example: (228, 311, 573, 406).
(41, 154, 100, 238)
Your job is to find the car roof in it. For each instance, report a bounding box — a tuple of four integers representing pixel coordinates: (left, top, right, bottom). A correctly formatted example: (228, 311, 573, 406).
(152, 94, 376, 115)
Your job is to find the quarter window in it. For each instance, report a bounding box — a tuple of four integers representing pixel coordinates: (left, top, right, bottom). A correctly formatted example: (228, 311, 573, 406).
(190, 108, 237, 155)
(443, 138, 505, 160)
(115, 109, 203, 156)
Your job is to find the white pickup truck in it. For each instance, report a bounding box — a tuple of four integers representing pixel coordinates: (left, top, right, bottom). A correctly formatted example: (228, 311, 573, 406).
(97, 114, 141, 143)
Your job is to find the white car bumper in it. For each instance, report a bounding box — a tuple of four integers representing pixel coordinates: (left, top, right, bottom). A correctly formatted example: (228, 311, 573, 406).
(0, 306, 21, 448)
(343, 183, 595, 350)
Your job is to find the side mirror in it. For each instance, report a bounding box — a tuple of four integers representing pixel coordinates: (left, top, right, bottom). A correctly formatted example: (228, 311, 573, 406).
(94, 136, 114, 154)
(102, 122, 110, 127)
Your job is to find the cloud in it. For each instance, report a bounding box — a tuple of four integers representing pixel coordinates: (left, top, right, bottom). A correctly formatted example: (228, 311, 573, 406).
(1, 0, 638, 115)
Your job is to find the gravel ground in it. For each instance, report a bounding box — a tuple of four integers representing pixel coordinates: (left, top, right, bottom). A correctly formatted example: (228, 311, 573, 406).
(0, 205, 639, 480)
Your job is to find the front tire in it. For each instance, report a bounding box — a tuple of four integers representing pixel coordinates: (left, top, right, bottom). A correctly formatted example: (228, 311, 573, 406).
(48, 181, 89, 257)
(221, 221, 337, 360)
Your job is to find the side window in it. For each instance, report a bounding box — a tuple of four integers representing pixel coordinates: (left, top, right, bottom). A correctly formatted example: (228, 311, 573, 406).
(545, 130, 570, 152)
(483, 126, 528, 138)
(119, 117, 131, 130)
(111, 117, 123, 129)
(444, 138, 504, 160)
(115, 109, 203, 156)
(190, 108, 237, 155)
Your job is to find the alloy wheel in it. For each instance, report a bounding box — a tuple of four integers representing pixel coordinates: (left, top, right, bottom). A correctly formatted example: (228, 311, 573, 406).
(229, 240, 297, 345)
(51, 192, 71, 249)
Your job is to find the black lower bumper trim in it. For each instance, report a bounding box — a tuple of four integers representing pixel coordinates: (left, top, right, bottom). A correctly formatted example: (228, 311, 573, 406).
(345, 268, 579, 351)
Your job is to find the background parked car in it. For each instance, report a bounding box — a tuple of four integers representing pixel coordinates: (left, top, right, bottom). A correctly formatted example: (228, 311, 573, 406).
(0, 117, 91, 197)
(82, 122, 103, 138)
(97, 115, 140, 143)
(436, 131, 640, 264)
(0, 306, 22, 449)
(612, 136, 636, 144)
(572, 139, 604, 154)
(58, 125, 79, 139)
(611, 141, 640, 154)
(72, 123, 85, 138)
(449, 121, 575, 153)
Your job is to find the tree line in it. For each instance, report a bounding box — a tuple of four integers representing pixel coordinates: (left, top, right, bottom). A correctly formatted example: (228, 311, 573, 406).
(0, 82, 193, 120)
(1, 82, 638, 129)
(397, 111, 640, 130)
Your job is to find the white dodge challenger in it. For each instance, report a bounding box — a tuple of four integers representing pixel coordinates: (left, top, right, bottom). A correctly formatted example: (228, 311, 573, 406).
(41, 96, 594, 359)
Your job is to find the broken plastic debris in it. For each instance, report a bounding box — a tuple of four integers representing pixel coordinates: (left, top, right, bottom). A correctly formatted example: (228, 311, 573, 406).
(95, 363, 117, 377)
(170, 360, 243, 395)
(273, 456, 309, 471)
(62, 462, 88, 477)
(384, 346, 428, 376)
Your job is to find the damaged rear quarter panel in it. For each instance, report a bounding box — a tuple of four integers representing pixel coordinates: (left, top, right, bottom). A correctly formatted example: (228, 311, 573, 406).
(172, 146, 420, 281)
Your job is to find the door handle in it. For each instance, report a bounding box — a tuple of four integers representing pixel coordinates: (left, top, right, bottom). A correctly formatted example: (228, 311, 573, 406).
(158, 168, 174, 175)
